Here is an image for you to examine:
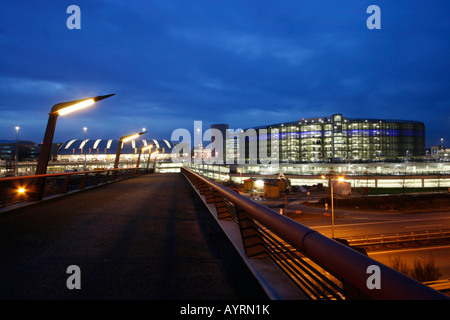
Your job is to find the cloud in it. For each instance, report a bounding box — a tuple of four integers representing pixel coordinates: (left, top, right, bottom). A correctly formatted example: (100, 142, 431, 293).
(170, 28, 315, 66)
(0, 76, 69, 96)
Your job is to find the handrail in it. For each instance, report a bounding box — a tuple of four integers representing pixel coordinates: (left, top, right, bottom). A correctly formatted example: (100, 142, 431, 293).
(181, 167, 449, 300)
(0, 167, 126, 182)
(0, 167, 152, 207)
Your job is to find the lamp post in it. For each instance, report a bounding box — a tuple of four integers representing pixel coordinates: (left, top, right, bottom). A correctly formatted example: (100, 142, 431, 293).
(321, 175, 345, 238)
(83, 126, 87, 171)
(136, 144, 153, 172)
(146, 147, 156, 169)
(152, 151, 161, 171)
(15, 126, 19, 176)
(113, 130, 147, 169)
(35, 94, 114, 176)
(33, 94, 114, 201)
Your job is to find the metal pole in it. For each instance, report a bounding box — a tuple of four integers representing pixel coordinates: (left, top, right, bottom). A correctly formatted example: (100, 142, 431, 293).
(135, 149, 143, 173)
(36, 114, 58, 175)
(35, 113, 58, 200)
(146, 149, 152, 169)
(83, 127, 87, 171)
(114, 139, 123, 169)
(331, 178, 334, 238)
(15, 127, 19, 176)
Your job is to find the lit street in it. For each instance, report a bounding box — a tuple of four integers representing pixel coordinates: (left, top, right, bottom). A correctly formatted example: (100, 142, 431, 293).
(300, 210, 450, 238)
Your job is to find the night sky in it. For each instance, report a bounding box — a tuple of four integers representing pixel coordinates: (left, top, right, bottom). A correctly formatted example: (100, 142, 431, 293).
(1, 0, 449, 148)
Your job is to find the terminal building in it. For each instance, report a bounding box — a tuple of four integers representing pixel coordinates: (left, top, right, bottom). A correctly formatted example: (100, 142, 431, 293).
(52, 138, 174, 172)
(57, 138, 173, 162)
(226, 114, 426, 163)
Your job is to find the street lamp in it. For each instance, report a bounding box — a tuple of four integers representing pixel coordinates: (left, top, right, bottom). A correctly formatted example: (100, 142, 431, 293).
(151, 151, 161, 171)
(15, 126, 19, 176)
(113, 130, 147, 169)
(136, 144, 153, 171)
(146, 147, 156, 169)
(321, 175, 345, 238)
(35, 94, 114, 176)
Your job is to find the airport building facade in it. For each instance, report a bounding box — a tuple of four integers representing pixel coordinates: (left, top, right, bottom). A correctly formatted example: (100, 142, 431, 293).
(226, 114, 426, 163)
(57, 138, 173, 163)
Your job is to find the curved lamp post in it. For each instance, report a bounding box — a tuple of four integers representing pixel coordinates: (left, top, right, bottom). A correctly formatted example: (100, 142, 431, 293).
(113, 130, 147, 169)
(136, 144, 153, 172)
(35, 94, 115, 175)
(33, 94, 114, 201)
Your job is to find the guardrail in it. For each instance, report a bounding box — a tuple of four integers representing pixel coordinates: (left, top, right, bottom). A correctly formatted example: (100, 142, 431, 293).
(181, 167, 449, 300)
(0, 167, 152, 208)
(347, 229, 450, 249)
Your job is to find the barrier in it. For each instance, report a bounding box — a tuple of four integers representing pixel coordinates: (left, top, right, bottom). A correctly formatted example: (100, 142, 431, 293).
(0, 168, 152, 208)
(181, 167, 448, 300)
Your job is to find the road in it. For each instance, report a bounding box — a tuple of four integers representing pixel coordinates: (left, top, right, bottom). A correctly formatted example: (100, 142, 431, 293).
(368, 245, 450, 279)
(300, 210, 450, 238)
(257, 197, 450, 238)
(255, 196, 450, 280)
(0, 173, 268, 300)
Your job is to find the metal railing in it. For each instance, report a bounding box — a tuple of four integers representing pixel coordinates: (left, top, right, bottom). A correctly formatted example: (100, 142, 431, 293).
(0, 167, 152, 208)
(181, 167, 449, 300)
(347, 229, 450, 249)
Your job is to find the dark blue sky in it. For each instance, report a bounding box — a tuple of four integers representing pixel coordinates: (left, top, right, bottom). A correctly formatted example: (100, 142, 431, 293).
(1, 0, 449, 147)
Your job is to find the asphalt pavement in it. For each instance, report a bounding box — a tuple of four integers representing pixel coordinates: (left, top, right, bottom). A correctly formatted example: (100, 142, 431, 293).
(0, 173, 268, 300)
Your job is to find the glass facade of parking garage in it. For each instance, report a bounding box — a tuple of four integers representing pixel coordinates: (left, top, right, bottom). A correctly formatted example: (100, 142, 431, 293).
(186, 162, 450, 188)
(231, 114, 425, 163)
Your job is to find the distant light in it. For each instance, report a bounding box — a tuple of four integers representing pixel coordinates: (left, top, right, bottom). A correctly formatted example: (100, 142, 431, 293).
(337, 177, 345, 182)
(255, 180, 264, 188)
(57, 99, 95, 116)
(321, 175, 326, 179)
(17, 187, 26, 194)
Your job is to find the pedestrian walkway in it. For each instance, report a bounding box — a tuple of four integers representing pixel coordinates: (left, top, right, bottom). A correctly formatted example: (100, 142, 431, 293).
(0, 173, 268, 299)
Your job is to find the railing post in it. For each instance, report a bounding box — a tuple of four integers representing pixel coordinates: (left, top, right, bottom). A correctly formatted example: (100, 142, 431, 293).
(235, 205, 266, 258)
(61, 175, 71, 194)
(104, 171, 110, 183)
(204, 185, 215, 204)
(78, 173, 88, 190)
(92, 172, 100, 186)
(212, 189, 232, 219)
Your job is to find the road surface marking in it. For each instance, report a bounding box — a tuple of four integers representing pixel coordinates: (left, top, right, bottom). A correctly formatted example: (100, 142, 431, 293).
(404, 224, 442, 229)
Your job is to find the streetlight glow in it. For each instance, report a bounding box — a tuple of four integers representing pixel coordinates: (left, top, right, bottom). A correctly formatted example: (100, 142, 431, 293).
(122, 133, 140, 143)
(35, 93, 115, 197)
(113, 130, 148, 169)
(17, 187, 26, 194)
(56, 99, 95, 116)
